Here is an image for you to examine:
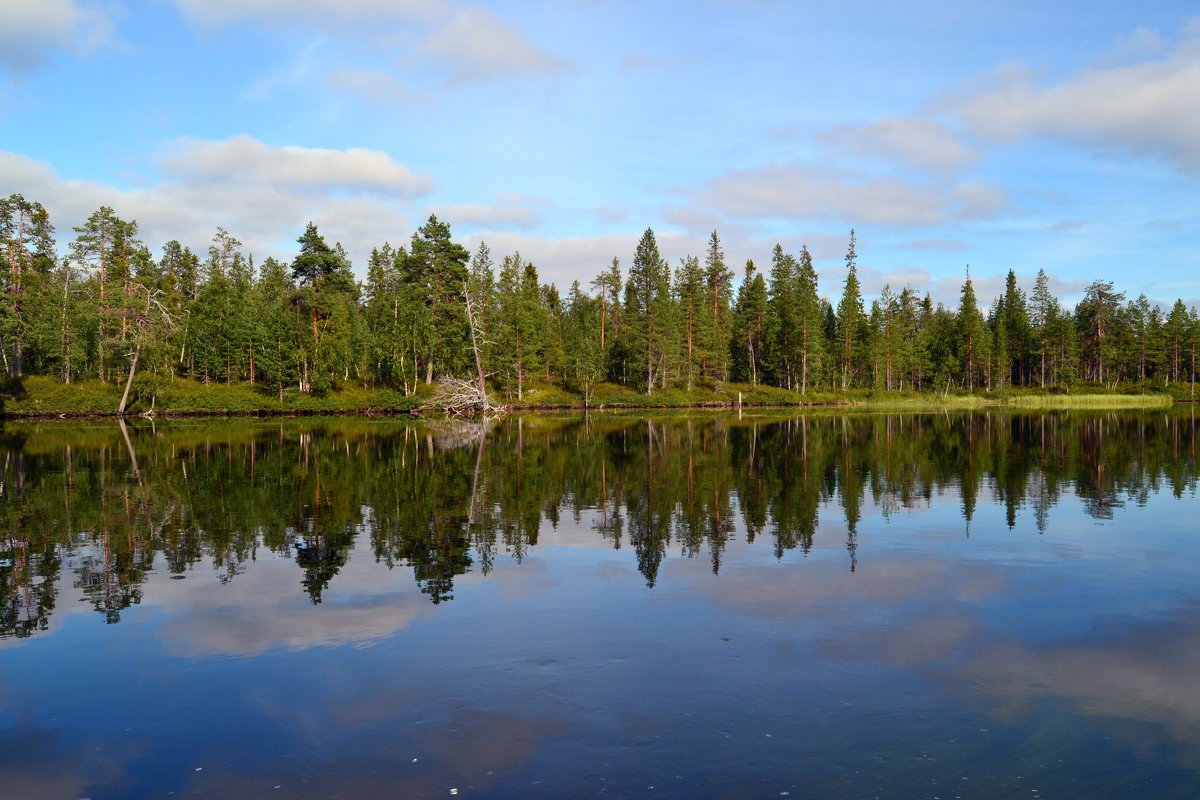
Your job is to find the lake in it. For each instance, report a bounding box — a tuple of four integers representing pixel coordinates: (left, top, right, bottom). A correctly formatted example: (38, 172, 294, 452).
(1, 410, 1198, 799)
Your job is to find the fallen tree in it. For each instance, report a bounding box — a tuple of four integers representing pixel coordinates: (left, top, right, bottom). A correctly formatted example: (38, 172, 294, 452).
(427, 376, 505, 415)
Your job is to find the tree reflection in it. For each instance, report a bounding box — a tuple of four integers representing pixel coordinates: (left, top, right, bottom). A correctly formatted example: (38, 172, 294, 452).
(0, 408, 1196, 634)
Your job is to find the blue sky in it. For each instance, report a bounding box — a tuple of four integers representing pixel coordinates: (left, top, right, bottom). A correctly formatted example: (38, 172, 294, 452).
(2, 1, 1198, 308)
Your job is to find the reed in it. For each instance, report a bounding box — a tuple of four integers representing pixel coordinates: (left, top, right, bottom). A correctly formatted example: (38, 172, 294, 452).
(1004, 393, 1172, 409)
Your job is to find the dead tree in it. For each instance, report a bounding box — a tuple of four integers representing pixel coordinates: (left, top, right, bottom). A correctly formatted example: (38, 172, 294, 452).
(118, 285, 174, 416)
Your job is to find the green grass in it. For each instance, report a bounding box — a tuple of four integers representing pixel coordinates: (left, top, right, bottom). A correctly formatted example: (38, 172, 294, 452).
(1002, 393, 1173, 409)
(1, 376, 124, 415)
(2, 375, 424, 417)
(1, 375, 1181, 418)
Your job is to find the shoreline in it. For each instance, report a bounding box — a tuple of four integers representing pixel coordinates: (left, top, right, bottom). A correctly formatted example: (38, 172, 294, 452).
(1, 376, 1183, 421)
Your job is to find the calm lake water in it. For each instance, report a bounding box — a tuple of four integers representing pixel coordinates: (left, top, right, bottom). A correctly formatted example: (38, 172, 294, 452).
(1, 410, 1198, 799)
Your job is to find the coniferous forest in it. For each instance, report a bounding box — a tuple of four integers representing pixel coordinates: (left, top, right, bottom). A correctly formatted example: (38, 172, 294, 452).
(1, 194, 1197, 411)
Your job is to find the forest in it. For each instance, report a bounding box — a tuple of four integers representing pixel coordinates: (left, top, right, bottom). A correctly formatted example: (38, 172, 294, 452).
(1, 193, 1198, 411)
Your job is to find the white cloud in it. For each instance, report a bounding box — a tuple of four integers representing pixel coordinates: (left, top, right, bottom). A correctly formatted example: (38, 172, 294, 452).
(620, 52, 665, 72)
(457, 228, 752, 294)
(419, 7, 571, 84)
(849, 264, 936, 300)
(169, 0, 444, 28)
(458, 231, 654, 291)
(592, 206, 629, 225)
(0, 0, 115, 71)
(818, 117, 979, 174)
(155, 134, 435, 195)
(428, 196, 544, 229)
(945, 30, 1200, 173)
(927, 272, 1089, 309)
(954, 613, 1200, 754)
(170, 1, 570, 86)
(326, 66, 427, 106)
(0, 142, 428, 269)
(893, 238, 970, 253)
(694, 164, 1008, 228)
(148, 547, 434, 657)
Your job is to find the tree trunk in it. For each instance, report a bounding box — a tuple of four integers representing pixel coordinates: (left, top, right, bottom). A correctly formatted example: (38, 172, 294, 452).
(463, 281, 488, 406)
(645, 319, 654, 396)
(118, 336, 141, 415)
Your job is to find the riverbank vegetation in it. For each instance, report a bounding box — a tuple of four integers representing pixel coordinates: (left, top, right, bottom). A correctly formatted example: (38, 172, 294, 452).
(1, 194, 1196, 415)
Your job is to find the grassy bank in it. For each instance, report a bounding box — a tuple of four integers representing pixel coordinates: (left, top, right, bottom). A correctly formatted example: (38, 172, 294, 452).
(1, 376, 425, 417)
(507, 381, 1178, 411)
(0, 375, 1184, 418)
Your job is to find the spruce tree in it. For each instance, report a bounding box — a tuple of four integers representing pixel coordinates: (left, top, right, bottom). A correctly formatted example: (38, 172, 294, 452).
(628, 228, 672, 393)
(794, 245, 824, 395)
(1030, 269, 1053, 387)
(674, 254, 705, 390)
(732, 260, 768, 385)
(765, 243, 799, 390)
(958, 272, 987, 391)
(836, 230, 866, 390)
(703, 230, 734, 382)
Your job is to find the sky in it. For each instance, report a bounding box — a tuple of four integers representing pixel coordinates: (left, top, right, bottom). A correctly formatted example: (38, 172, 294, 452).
(2, 0, 1198, 308)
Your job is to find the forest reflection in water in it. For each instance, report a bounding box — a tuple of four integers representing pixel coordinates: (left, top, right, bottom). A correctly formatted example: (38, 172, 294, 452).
(2, 409, 1197, 637)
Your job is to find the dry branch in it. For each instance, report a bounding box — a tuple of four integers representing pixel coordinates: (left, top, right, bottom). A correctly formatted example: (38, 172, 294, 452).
(427, 376, 505, 415)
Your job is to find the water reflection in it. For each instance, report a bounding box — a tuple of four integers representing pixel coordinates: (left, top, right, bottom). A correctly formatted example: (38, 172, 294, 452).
(0, 410, 1197, 637)
(2, 411, 1200, 798)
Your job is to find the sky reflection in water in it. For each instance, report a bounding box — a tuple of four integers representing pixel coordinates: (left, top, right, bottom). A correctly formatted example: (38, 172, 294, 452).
(0, 411, 1198, 798)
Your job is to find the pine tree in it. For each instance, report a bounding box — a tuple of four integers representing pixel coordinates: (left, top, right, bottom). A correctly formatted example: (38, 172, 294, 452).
(958, 272, 987, 391)
(836, 230, 866, 389)
(873, 284, 899, 390)
(1128, 294, 1153, 382)
(590, 257, 624, 382)
(1, 194, 54, 376)
(291, 222, 341, 391)
(795, 245, 824, 395)
(406, 215, 470, 383)
(628, 228, 672, 393)
(495, 252, 543, 400)
(563, 281, 603, 404)
(541, 279, 565, 385)
(674, 254, 705, 390)
(1002, 269, 1029, 385)
(69, 207, 143, 381)
(1030, 269, 1054, 387)
(732, 260, 768, 385)
(253, 257, 299, 399)
(1165, 299, 1189, 385)
(988, 297, 1008, 391)
(364, 243, 396, 384)
(703, 230, 734, 382)
(765, 243, 799, 390)
(1076, 280, 1124, 384)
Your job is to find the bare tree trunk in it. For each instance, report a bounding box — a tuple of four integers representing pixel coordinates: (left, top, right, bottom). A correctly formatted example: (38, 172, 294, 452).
(118, 418, 141, 485)
(118, 336, 141, 415)
(463, 280, 488, 404)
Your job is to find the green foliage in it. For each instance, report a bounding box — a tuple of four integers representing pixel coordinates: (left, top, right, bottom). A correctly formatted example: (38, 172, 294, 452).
(836, 230, 867, 389)
(3, 196, 1198, 415)
(731, 260, 768, 385)
(627, 228, 673, 393)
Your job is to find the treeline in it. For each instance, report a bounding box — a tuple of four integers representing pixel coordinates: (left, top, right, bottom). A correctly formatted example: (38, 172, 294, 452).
(2, 193, 1198, 403)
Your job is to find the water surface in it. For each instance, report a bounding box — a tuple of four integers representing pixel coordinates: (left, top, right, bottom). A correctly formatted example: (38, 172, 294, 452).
(1, 411, 1198, 798)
